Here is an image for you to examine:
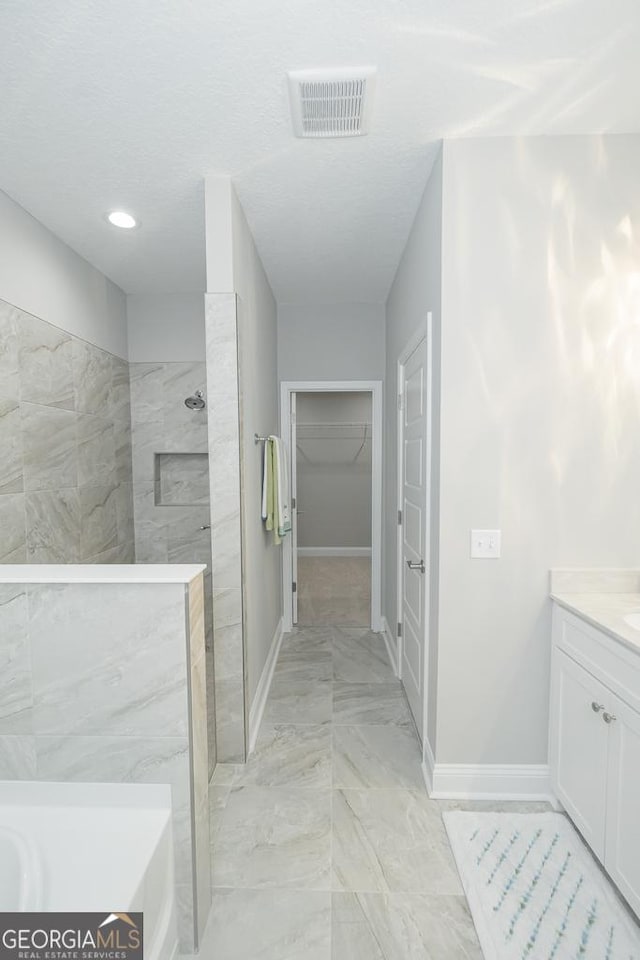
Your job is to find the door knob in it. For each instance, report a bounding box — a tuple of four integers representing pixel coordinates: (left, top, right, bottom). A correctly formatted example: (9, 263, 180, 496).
(591, 702, 604, 713)
(406, 559, 426, 573)
(603, 712, 617, 724)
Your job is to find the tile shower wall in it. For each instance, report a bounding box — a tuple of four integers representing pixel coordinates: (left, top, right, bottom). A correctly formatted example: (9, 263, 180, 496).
(0, 299, 134, 563)
(129, 360, 216, 774)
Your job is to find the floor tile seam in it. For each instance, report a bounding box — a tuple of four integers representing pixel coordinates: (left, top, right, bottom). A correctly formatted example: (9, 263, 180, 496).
(232, 782, 332, 790)
(275, 658, 333, 663)
(260, 721, 333, 728)
(330, 786, 434, 796)
(331, 785, 428, 792)
(275, 665, 333, 670)
(331, 721, 416, 728)
(255, 720, 334, 728)
(282, 652, 334, 659)
(330, 721, 419, 730)
(210, 882, 334, 892)
(329, 783, 334, 917)
(331, 680, 403, 685)
(331, 677, 398, 683)
(330, 886, 468, 896)
(209, 885, 334, 895)
(222, 784, 334, 792)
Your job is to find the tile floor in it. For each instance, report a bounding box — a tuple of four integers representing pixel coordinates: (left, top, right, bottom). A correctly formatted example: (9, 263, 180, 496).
(196, 626, 547, 958)
(297, 558, 371, 625)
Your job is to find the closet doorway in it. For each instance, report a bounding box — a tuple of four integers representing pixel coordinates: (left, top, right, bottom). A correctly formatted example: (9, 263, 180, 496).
(281, 381, 383, 634)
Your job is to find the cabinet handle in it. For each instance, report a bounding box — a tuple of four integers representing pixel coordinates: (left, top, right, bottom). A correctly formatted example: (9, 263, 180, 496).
(591, 702, 604, 713)
(603, 712, 617, 724)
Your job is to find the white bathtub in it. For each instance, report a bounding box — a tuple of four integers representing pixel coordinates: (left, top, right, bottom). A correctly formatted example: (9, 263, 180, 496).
(0, 781, 177, 960)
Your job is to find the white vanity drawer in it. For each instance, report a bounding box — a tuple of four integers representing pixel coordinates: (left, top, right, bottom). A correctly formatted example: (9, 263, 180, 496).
(553, 606, 640, 715)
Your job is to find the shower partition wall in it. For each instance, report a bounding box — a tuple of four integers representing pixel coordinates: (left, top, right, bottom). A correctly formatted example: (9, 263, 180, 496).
(129, 360, 216, 776)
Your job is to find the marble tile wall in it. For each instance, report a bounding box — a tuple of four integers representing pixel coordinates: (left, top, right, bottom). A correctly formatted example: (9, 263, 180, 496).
(129, 360, 216, 776)
(0, 576, 209, 953)
(205, 293, 247, 763)
(0, 299, 134, 563)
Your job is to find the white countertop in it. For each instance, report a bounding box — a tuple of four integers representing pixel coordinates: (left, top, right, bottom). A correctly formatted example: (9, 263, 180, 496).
(551, 591, 640, 654)
(0, 564, 207, 584)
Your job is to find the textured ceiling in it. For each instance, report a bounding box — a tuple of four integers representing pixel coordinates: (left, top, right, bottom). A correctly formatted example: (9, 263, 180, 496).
(1, 0, 640, 303)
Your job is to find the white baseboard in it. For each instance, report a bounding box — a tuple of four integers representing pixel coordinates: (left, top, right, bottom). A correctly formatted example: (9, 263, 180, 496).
(427, 762, 552, 801)
(297, 547, 372, 558)
(249, 617, 284, 754)
(381, 617, 399, 677)
(422, 737, 435, 795)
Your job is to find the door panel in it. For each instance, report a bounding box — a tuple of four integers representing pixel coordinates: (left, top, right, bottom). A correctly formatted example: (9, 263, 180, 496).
(605, 694, 640, 917)
(403, 500, 422, 557)
(403, 615, 422, 693)
(403, 560, 422, 625)
(551, 649, 609, 861)
(404, 438, 423, 488)
(405, 366, 424, 423)
(400, 336, 428, 740)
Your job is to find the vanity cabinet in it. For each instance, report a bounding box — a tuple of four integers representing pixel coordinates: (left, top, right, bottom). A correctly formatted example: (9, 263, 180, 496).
(550, 605, 640, 918)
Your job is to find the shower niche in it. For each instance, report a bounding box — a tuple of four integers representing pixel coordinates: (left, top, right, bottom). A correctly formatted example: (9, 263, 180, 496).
(154, 452, 210, 506)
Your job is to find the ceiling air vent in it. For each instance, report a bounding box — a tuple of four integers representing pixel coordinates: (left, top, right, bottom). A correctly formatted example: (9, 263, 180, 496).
(287, 67, 377, 139)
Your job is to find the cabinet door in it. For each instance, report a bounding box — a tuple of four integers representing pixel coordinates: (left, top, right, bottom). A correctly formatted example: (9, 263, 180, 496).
(550, 649, 610, 860)
(605, 695, 640, 918)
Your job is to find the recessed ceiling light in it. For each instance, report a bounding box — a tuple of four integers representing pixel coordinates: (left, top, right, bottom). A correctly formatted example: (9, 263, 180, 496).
(106, 210, 138, 229)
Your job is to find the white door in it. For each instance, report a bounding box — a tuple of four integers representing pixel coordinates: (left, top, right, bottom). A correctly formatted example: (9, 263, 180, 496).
(604, 693, 640, 916)
(399, 337, 428, 740)
(290, 392, 298, 625)
(551, 649, 609, 861)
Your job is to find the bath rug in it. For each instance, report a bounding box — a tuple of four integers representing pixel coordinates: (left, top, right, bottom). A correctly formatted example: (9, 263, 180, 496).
(443, 811, 640, 960)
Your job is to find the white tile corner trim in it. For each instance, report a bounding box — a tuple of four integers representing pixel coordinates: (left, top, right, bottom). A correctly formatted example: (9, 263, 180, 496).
(424, 759, 552, 802)
(381, 616, 400, 677)
(248, 617, 284, 754)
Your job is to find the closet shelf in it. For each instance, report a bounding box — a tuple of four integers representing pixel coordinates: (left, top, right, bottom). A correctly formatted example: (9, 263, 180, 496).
(297, 422, 371, 439)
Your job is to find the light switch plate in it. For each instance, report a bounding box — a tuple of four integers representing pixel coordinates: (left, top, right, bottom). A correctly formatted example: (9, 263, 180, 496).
(470, 529, 501, 559)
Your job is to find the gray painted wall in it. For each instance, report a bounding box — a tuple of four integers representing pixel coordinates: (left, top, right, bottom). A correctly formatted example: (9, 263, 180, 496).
(435, 135, 640, 765)
(278, 302, 385, 382)
(127, 293, 206, 362)
(232, 188, 281, 706)
(296, 392, 372, 549)
(385, 147, 443, 753)
(0, 189, 128, 358)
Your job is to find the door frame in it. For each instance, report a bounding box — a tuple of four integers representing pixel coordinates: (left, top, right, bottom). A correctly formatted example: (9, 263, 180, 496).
(280, 379, 383, 634)
(396, 316, 432, 739)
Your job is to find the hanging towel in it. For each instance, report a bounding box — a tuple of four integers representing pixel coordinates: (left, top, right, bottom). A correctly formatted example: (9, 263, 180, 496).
(261, 440, 270, 521)
(261, 436, 291, 544)
(272, 435, 291, 540)
(262, 439, 276, 536)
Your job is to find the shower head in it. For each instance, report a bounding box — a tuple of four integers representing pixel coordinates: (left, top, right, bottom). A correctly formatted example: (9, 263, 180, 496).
(184, 390, 206, 410)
